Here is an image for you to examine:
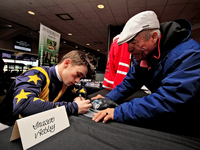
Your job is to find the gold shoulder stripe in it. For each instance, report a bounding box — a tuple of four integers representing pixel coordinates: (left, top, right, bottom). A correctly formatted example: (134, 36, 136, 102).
(22, 67, 50, 101)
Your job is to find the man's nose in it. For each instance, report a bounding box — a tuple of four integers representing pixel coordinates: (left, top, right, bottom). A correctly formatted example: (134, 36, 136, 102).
(75, 78, 80, 83)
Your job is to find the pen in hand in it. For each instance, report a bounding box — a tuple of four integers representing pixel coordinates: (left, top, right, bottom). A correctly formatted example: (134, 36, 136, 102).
(79, 94, 83, 101)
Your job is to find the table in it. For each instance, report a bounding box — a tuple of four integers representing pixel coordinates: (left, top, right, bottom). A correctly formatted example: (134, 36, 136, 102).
(0, 115, 200, 150)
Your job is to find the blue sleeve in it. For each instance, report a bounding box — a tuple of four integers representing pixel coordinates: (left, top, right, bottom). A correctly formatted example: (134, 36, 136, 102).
(12, 69, 78, 118)
(114, 49, 200, 123)
(105, 60, 147, 102)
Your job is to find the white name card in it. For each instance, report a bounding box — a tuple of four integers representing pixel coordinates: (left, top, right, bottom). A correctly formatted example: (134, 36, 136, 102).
(10, 106, 70, 150)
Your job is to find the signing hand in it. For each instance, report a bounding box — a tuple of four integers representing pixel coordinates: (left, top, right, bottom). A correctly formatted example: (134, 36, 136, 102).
(92, 108, 114, 123)
(74, 97, 92, 114)
(73, 96, 84, 102)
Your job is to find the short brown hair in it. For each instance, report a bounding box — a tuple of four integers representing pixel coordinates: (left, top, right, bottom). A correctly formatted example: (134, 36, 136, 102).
(59, 50, 94, 78)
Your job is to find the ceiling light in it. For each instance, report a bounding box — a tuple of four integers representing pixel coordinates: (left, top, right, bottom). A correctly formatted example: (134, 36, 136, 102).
(6, 25, 12, 27)
(28, 11, 35, 15)
(86, 43, 90, 46)
(68, 33, 72, 36)
(97, 4, 104, 9)
(63, 41, 66, 43)
(97, 49, 100, 51)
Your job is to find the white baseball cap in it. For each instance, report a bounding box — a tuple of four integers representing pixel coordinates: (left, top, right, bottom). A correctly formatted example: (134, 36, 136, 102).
(117, 11, 160, 45)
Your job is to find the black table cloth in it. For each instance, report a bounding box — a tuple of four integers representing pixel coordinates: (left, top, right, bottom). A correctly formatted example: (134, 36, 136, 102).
(0, 115, 200, 150)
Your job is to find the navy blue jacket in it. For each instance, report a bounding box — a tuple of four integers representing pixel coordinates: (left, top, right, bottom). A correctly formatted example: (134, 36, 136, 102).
(105, 19, 200, 125)
(0, 66, 86, 125)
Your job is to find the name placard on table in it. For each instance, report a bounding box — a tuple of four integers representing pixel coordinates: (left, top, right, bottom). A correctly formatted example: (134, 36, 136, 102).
(10, 106, 70, 150)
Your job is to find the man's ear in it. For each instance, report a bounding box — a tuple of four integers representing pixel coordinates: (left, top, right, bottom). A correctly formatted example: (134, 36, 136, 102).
(151, 31, 159, 43)
(63, 59, 71, 68)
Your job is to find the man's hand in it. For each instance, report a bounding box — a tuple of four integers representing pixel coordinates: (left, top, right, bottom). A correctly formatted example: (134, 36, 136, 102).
(92, 108, 114, 123)
(91, 94, 104, 100)
(74, 97, 92, 114)
(73, 96, 84, 102)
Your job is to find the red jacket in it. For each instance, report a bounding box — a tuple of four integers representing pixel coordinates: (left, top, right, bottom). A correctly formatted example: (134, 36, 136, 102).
(103, 38, 131, 90)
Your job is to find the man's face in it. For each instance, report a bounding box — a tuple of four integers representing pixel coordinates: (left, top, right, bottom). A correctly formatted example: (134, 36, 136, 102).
(61, 61, 88, 87)
(128, 32, 156, 63)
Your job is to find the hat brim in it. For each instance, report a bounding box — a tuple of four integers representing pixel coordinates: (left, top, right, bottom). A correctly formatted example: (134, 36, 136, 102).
(83, 108, 99, 118)
(117, 32, 138, 45)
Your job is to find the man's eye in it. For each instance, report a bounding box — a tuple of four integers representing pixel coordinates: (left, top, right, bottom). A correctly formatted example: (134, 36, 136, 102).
(77, 74, 81, 78)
